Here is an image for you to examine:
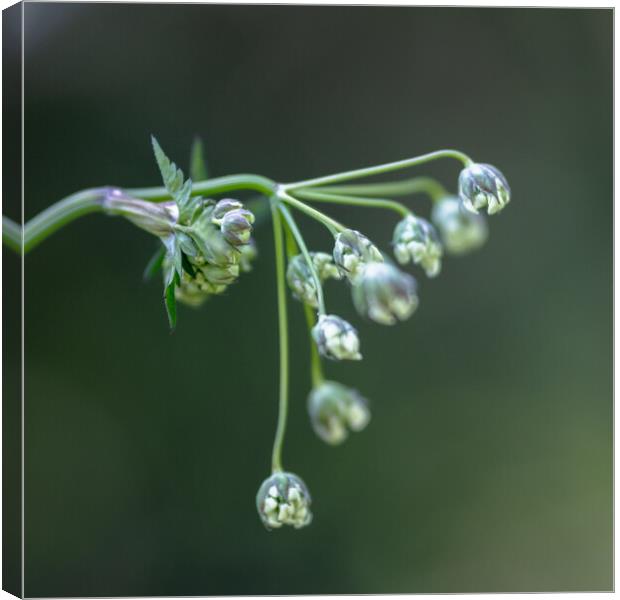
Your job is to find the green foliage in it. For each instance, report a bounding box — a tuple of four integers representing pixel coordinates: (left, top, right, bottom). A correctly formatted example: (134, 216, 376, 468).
(143, 246, 165, 281)
(189, 137, 209, 181)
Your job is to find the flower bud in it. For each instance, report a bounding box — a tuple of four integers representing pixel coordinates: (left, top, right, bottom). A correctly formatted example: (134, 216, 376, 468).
(212, 198, 244, 221)
(352, 262, 418, 325)
(312, 314, 362, 361)
(220, 208, 255, 245)
(392, 214, 443, 277)
(256, 472, 312, 530)
(431, 196, 488, 255)
(333, 229, 383, 284)
(308, 381, 370, 445)
(458, 163, 511, 215)
(287, 252, 342, 308)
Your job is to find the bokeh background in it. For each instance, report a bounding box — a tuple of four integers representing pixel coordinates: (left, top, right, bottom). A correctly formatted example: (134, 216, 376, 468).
(7, 4, 613, 595)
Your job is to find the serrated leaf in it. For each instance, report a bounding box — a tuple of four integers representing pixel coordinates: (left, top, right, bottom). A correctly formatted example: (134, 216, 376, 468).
(189, 137, 209, 181)
(151, 135, 186, 196)
(162, 234, 183, 277)
(143, 245, 166, 281)
(164, 276, 178, 330)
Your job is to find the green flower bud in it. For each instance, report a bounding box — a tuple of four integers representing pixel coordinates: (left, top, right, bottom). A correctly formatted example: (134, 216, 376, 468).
(308, 381, 370, 445)
(431, 196, 488, 255)
(393, 214, 443, 277)
(286, 252, 341, 308)
(458, 163, 510, 215)
(220, 208, 255, 245)
(333, 229, 383, 284)
(256, 472, 313, 530)
(212, 198, 244, 221)
(312, 314, 362, 361)
(352, 262, 418, 325)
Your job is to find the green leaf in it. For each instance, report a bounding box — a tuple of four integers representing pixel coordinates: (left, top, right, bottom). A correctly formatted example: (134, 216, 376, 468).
(151, 135, 186, 196)
(181, 252, 197, 277)
(143, 245, 166, 281)
(164, 276, 178, 330)
(189, 137, 209, 181)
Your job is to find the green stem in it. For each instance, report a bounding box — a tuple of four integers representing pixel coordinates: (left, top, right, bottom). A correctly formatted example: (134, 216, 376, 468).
(283, 149, 472, 191)
(282, 215, 325, 390)
(270, 198, 289, 474)
(277, 189, 344, 235)
(23, 188, 109, 253)
(278, 203, 326, 315)
(304, 303, 324, 387)
(293, 189, 411, 217)
(311, 176, 449, 202)
(3, 217, 22, 253)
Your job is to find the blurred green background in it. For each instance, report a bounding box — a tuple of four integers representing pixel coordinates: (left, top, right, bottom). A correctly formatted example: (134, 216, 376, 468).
(8, 4, 612, 595)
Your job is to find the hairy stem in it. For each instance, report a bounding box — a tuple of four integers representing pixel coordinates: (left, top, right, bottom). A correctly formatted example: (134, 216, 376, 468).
(293, 189, 411, 217)
(270, 198, 289, 474)
(282, 149, 471, 191)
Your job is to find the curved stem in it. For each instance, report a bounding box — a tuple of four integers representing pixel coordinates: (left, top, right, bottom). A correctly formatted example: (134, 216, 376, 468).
(270, 198, 289, 474)
(127, 173, 276, 201)
(24, 187, 109, 253)
(278, 203, 326, 315)
(277, 189, 344, 235)
(3, 217, 22, 253)
(283, 149, 472, 191)
(293, 189, 411, 217)
(312, 176, 449, 202)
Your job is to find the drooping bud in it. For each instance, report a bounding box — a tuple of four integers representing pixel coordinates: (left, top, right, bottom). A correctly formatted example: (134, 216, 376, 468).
(312, 314, 362, 361)
(220, 208, 255, 245)
(212, 198, 244, 221)
(333, 229, 383, 284)
(286, 252, 342, 308)
(392, 214, 443, 277)
(256, 472, 313, 530)
(308, 381, 370, 445)
(352, 262, 418, 325)
(458, 163, 511, 215)
(431, 196, 488, 255)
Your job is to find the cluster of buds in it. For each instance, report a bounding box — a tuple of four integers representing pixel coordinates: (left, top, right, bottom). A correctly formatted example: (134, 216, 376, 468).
(308, 381, 370, 445)
(458, 163, 511, 216)
(170, 198, 256, 306)
(256, 472, 313, 530)
(312, 314, 362, 361)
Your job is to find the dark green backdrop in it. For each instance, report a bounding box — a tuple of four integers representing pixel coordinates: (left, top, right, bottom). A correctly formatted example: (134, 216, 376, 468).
(10, 4, 614, 595)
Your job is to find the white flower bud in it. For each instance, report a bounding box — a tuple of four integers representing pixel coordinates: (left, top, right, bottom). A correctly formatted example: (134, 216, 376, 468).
(352, 262, 418, 325)
(308, 381, 370, 445)
(220, 208, 255, 245)
(312, 315, 362, 361)
(333, 229, 383, 284)
(431, 196, 488, 255)
(286, 252, 342, 308)
(256, 472, 313, 530)
(458, 163, 511, 215)
(392, 214, 443, 277)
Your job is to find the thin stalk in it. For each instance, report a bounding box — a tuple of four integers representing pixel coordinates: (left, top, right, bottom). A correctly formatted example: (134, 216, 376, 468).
(3, 217, 22, 253)
(278, 203, 326, 315)
(277, 189, 344, 235)
(270, 198, 289, 474)
(282, 217, 325, 390)
(310, 176, 449, 202)
(304, 303, 324, 387)
(293, 189, 411, 217)
(283, 149, 472, 191)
